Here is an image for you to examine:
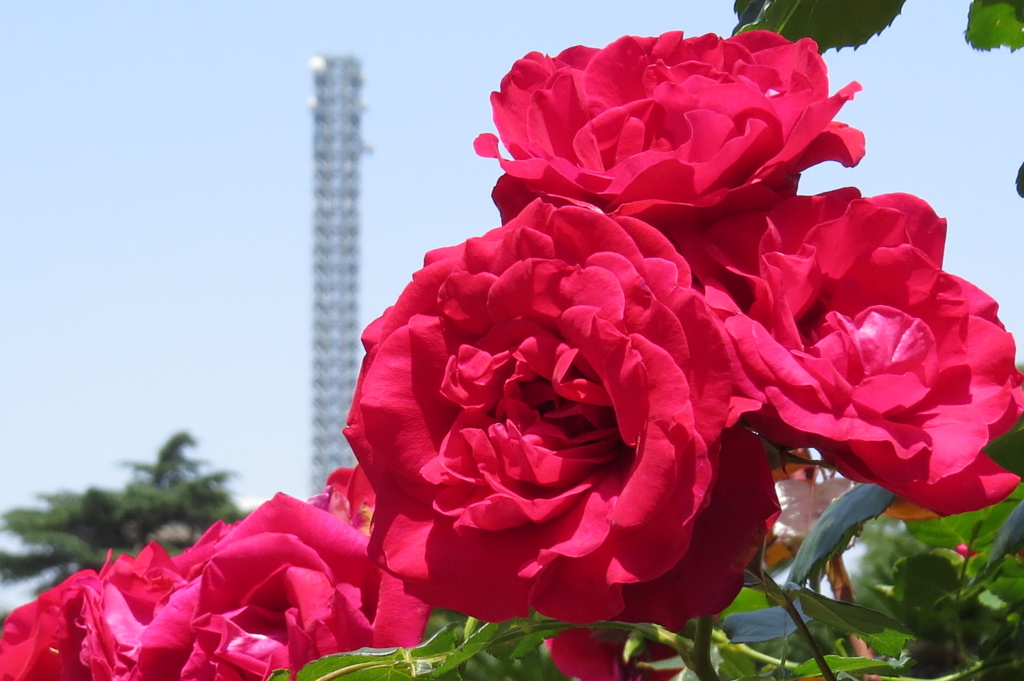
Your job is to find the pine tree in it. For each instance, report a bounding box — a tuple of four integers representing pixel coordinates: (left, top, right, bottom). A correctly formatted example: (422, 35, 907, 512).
(0, 431, 244, 593)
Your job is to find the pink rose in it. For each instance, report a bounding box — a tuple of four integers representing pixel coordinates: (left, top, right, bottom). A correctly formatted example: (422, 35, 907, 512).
(688, 189, 1024, 514)
(345, 199, 779, 625)
(1, 488, 429, 681)
(475, 31, 863, 227)
(0, 544, 187, 681)
(138, 492, 428, 681)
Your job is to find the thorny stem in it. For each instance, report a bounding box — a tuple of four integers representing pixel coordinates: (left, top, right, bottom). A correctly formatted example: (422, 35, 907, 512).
(782, 597, 838, 681)
(691, 616, 720, 681)
(748, 561, 836, 680)
(952, 524, 981, 662)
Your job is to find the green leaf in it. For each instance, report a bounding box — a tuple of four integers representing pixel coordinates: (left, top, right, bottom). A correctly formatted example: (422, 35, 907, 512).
(334, 668, 418, 681)
(734, 0, 907, 51)
(894, 553, 959, 609)
(507, 630, 550, 661)
(297, 648, 404, 681)
(733, 0, 768, 31)
(717, 645, 759, 679)
(793, 587, 914, 657)
(293, 623, 476, 681)
(267, 671, 290, 681)
(892, 553, 960, 636)
(907, 487, 1022, 554)
(622, 630, 645, 663)
(720, 587, 771, 618)
(988, 498, 1024, 567)
(984, 413, 1024, 476)
(423, 621, 507, 675)
(966, 0, 1024, 51)
(987, 557, 1024, 601)
(789, 484, 894, 585)
(722, 605, 803, 643)
(791, 655, 914, 678)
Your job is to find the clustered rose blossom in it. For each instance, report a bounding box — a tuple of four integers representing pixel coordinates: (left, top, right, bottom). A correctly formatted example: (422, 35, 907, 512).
(346, 200, 779, 625)
(0, 486, 428, 681)
(475, 30, 864, 227)
(681, 189, 1024, 515)
(3, 27, 1023, 681)
(345, 27, 1024, 654)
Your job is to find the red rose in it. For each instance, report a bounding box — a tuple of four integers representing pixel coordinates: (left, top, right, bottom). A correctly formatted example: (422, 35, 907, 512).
(475, 31, 863, 227)
(345, 199, 778, 624)
(319, 466, 376, 534)
(690, 189, 1024, 514)
(137, 492, 429, 681)
(1, 490, 428, 681)
(0, 544, 186, 681)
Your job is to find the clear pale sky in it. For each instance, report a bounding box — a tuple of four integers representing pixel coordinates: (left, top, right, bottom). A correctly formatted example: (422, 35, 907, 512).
(1, 2, 1022, 609)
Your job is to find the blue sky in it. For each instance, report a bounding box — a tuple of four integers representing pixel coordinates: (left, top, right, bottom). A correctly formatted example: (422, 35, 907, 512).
(1, 2, 1022, 609)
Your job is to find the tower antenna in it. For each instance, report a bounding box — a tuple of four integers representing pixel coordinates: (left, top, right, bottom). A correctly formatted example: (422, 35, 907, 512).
(309, 55, 363, 492)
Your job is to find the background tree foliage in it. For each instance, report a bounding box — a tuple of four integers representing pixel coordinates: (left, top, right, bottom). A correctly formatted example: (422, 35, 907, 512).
(0, 431, 243, 594)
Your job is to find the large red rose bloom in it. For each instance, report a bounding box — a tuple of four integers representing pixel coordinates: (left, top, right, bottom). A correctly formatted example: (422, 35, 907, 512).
(346, 200, 778, 624)
(685, 189, 1024, 514)
(475, 30, 864, 227)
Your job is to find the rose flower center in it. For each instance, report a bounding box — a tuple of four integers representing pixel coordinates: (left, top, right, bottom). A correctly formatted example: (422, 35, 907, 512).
(428, 326, 630, 532)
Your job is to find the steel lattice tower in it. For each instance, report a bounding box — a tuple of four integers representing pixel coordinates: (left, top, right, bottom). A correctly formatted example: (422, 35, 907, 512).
(309, 55, 363, 492)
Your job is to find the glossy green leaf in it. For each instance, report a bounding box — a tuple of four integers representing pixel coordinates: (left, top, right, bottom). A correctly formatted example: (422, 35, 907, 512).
(720, 587, 771, 618)
(293, 623, 474, 681)
(791, 654, 914, 678)
(297, 648, 404, 681)
(988, 498, 1024, 567)
(722, 605, 803, 643)
(987, 557, 1024, 601)
(907, 487, 1022, 554)
(507, 631, 550, 661)
(733, 0, 768, 29)
(267, 671, 289, 681)
(734, 0, 907, 51)
(718, 644, 759, 679)
(966, 0, 1024, 51)
(621, 630, 645, 663)
(896, 553, 958, 604)
(794, 587, 914, 657)
(789, 484, 893, 585)
(984, 413, 1024, 476)
(892, 553, 960, 636)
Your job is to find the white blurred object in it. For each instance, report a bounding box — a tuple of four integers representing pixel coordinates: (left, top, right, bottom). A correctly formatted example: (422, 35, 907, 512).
(308, 56, 327, 73)
(774, 475, 855, 551)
